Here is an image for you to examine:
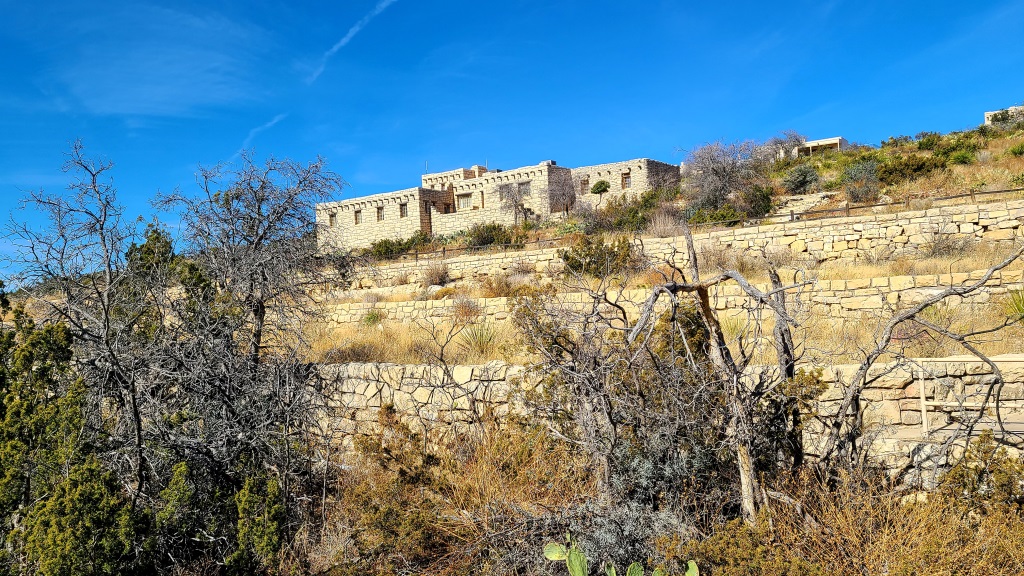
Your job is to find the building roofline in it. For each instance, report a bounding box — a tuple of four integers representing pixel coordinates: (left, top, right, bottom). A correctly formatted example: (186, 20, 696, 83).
(318, 186, 430, 208)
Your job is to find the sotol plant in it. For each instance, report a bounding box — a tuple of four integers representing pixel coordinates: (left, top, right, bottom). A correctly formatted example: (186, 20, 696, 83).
(544, 535, 698, 576)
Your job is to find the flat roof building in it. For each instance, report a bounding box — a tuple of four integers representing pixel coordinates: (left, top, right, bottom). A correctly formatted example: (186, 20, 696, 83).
(317, 158, 681, 251)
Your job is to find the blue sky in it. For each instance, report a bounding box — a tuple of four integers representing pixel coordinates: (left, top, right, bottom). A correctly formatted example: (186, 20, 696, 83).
(1, 0, 1023, 243)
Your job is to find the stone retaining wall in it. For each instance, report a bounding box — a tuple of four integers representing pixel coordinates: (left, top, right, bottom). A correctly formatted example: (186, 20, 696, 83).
(325, 268, 1024, 326)
(350, 198, 1024, 289)
(318, 355, 1024, 471)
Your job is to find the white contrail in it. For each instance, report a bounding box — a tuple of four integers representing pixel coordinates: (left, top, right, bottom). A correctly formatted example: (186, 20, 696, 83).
(237, 112, 289, 155)
(307, 0, 399, 83)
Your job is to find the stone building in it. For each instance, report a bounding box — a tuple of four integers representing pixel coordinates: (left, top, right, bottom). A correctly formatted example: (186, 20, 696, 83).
(317, 157, 680, 251)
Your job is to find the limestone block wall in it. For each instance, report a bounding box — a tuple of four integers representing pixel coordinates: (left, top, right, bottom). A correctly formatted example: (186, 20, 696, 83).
(318, 188, 429, 251)
(804, 355, 1024, 469)
(570, 158, 681, 204)
(318, 356, 1024, 471)
(349, 198, 1024, 288)
(641, 198, 1024, 264)
(319, 361, 523, 434)
(429, 163, 572, 236)
(328, 268, 1024, 326)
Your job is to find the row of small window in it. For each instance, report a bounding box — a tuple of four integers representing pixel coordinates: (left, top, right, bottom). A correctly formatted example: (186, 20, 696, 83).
(577, 174, 631, 193)
(328, 203, 409, 227)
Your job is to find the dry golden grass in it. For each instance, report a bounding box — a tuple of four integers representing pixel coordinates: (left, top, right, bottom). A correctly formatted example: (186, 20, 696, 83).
(663, 469, 1024, 576)
(795, 299, 1024, 364)
(303, 317, 522, 365)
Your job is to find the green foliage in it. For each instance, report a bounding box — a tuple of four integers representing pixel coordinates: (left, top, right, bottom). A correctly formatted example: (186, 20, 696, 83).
(941, 429, 1024, 512)
(18, 457, 144, 576)
(367, 231, 430, 260)
(1007, 142, 1024, 157)
(739, 185, 773, 218)
(466, 222, 524, 248)
(687, 204, 743, 226)
(544, 535, 683, 576)
(1011, 172, 1024, 188)
(933, 132, 984, 161)
(229, 475, 284, 572)
(877, 154, 946, 185)
(362, 309, 385, 326)
(916, 131, 942, 151)
(780, 163, 819, 195)
(594, 187, 680, 233)
(591, 180, 611, 196)
(880, 135, 913, 148)
(559, 235, 639, 277)
(946, 150, 975, 165)
(843, 160, 880, 203)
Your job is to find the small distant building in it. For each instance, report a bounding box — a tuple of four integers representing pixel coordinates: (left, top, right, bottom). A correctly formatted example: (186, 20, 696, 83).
(795, 137, 848, 157)
(984, 105, 1024, 125)
(317, 158, 681, 251)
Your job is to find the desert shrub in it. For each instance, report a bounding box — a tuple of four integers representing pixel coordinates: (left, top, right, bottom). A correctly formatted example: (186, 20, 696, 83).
(781, 163, 819, 195)
(1012, 173, 1024, 188)
(687, 204, 743, 226)
(509, 259, 537, 276)
(450, 295, 482, 322)
(941, 429, 1024, 512)
(646, 208, 684, 238)
(696, 244, 762, 278)
(881, 135, 913, 148)
(1007, 142, 1024, 157)
(429, 286, 458, 300)
(662, 465, 1024, 576)
(466, 222, 523, 248)
(362, 309, 385, 326)
(738, 185, 773, 218)
(877, 154, 946, 185)
(922, 228, 974, 257)
(843, 160, 880, 203)
(422, 261, 451, 287)
(598, 187, 681, 233)
(934, 132, 984, 160)
(916, 131, 942, 150)
(367, 231, 430, 260)
(478, 272, 536, 298)
(559, 235, 640, 277)
(316, 411, 590, 576)
(947, 150, 976, 165)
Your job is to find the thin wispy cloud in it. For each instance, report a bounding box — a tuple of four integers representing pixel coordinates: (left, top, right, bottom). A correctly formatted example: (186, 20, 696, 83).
(45, 5, 270, 117)
(307, 0, 399, 83)
(238, 113, 289, 154)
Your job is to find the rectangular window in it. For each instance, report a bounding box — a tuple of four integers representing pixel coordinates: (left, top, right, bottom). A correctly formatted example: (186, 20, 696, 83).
(354, 210, 362, 225)
(399, 203, 408, 218)
(376, 206, 384, 221)
(622, 173, 632, 189)
(580, 176, 590, 194)
(457, 193, 473, 210)
(517, 181, 531, 197)
(328, 213, 337, 227)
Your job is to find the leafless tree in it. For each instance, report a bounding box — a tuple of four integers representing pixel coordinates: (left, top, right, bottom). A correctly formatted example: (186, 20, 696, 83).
(517, 215, 1024, 535)
(544, 170, 584, 217)
(8, 143, 353, 570)
(499, 182, 532, 225)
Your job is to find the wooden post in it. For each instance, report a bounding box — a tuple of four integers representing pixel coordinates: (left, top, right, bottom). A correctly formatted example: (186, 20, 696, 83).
(919, 370, 930, 437)
(790, 209, 795, 222)
(845, 204, 851, 217)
